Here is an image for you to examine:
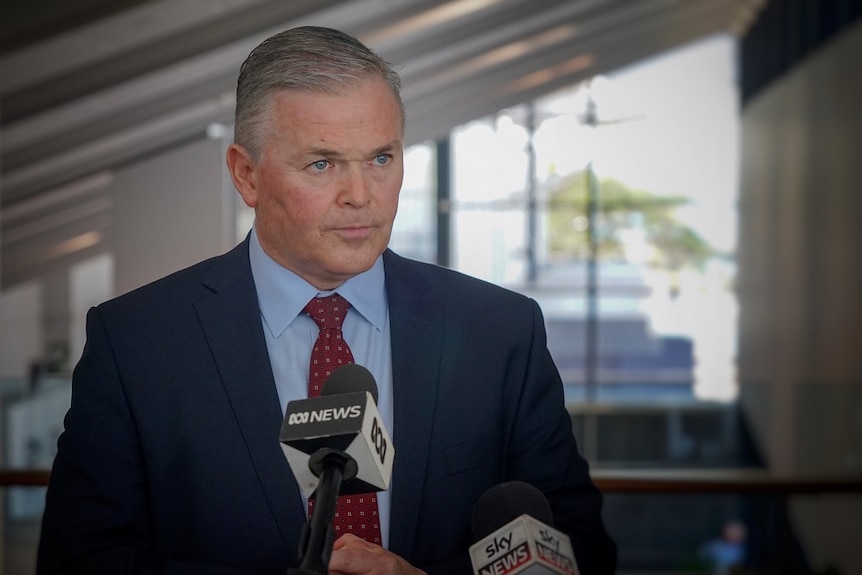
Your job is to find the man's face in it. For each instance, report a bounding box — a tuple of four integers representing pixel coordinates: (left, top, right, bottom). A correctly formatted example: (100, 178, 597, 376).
(229, 77, 404, 290)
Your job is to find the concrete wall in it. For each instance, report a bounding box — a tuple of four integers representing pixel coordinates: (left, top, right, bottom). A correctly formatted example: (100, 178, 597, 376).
(737, 19, 862, 575)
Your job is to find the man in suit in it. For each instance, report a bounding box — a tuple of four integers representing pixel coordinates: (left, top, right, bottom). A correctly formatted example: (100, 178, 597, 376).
(38, 26, 616, 574)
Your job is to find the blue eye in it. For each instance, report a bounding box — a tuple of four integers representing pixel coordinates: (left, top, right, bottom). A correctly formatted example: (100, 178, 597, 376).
(374, 154, 390, 166)
(312, 160, 329, 171)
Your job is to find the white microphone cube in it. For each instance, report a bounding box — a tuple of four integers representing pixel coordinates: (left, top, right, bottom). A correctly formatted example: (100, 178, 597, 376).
(279, 391, 393, 499)
(469, 515, 580, 575)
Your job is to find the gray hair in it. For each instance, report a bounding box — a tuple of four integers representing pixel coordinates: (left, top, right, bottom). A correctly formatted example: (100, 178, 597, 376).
(234, 26, 404, 159)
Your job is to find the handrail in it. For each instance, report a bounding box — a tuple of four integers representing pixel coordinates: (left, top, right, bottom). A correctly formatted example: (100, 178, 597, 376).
(3, 468, 862, 493)
(590, 469, 862, 494)
(0, 469, 51, 487)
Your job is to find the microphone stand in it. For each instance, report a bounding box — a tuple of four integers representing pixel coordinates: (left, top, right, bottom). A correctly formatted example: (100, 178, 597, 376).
(289, 449, 358, 575)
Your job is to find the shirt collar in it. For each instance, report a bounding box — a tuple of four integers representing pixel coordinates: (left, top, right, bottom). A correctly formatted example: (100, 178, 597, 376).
(248, 227, 387, 338)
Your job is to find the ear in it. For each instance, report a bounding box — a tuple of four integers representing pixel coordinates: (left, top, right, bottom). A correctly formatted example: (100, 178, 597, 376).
(226, 143, 259, 208)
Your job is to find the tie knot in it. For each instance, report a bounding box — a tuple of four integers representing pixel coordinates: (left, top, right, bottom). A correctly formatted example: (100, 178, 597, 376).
(303, 294, 351, 329)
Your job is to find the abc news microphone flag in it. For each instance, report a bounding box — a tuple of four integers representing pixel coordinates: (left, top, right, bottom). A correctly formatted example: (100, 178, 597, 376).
(470, 482, 580, 575)
(279, 382, 394, 498)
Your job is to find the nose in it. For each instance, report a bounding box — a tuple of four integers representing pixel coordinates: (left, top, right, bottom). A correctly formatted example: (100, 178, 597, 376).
(338, 164, 372, 208)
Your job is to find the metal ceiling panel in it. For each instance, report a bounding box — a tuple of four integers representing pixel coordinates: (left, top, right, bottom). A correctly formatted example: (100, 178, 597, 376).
(0, 0, 764, 288)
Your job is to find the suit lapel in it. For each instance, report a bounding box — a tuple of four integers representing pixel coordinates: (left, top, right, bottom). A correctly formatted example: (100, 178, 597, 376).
(384, 251, 444, 557)
(193, 240, 304, 554)
(189, 245, 444, 557)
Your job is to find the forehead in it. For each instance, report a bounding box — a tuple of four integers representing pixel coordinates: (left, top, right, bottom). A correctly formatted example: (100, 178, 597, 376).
(263, 78, 404, 153)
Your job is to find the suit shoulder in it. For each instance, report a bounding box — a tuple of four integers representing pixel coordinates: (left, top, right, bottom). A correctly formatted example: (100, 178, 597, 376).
(384, 250, 536, 309)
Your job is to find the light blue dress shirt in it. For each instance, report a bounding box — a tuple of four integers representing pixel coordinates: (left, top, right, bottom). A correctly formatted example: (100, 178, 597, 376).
(247, 229, 394, 548)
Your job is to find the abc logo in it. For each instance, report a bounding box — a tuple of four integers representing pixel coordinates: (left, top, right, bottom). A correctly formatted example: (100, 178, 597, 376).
(371, 418, 388, 464)
(288, 412, 310, 425)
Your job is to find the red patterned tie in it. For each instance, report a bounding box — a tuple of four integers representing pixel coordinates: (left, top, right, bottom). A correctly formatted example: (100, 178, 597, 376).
(303, 294, 382, 545)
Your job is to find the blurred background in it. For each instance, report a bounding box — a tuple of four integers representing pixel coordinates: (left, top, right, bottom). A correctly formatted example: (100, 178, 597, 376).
(1, 0, 861, 573)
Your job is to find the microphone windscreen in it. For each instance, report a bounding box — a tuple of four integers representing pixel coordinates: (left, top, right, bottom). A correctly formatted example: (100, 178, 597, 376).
(321, 364, 379, 404)
(471, 481, 554, 540)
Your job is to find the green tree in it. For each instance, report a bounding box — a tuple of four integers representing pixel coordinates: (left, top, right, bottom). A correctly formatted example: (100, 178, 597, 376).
(547, 170, 714, 270)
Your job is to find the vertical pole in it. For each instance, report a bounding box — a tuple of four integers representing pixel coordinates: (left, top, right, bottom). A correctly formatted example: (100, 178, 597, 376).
(583, 88, 600, 463)
(435, 138, 451, 268)
(585, 163, 599, 404)
(525, 103, 539, 285)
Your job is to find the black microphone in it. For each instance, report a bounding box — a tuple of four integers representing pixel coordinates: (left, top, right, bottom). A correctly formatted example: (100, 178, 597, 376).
(280, 364, 393, 575)
(469, 482, 580, 575)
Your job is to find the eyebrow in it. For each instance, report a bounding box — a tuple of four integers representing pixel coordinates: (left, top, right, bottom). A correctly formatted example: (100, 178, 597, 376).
(305, 140, 402, 159)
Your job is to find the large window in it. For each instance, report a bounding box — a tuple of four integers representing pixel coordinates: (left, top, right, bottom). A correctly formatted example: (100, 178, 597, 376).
(444, 34, 739, 408)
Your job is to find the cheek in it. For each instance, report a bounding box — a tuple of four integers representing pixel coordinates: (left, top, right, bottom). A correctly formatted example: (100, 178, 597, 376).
(376, 170, 402, 204)
(262, 189, 328, 236)
(384, 185, 402, 213)
(384, 196, 400, 219)
(256, 174, 305, 217)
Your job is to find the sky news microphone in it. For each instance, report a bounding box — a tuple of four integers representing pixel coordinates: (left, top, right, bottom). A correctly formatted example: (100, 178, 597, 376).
(469, 481, 580, 575)
(279, 363, 394, 499)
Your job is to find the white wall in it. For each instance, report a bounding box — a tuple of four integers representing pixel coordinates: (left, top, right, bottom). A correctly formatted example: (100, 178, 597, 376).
(112, 134, 236, 296)
(0, 281, 42, 381)
(69, 254, 114, 367)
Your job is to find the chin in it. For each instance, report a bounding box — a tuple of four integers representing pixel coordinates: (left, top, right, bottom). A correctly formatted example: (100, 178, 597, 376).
(329, 254, 377, 277)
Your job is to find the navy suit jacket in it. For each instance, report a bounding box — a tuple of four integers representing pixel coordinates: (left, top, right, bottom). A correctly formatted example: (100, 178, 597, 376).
(39, 240, 616, 574)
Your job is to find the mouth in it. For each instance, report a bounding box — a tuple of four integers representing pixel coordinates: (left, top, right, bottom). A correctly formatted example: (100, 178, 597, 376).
(332, 224, 375, 241)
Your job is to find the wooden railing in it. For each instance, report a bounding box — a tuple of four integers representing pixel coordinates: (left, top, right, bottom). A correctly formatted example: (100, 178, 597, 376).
(0, 469, 50, 487)
(590, 469, 862, 494)
(3, 468, 862, 493)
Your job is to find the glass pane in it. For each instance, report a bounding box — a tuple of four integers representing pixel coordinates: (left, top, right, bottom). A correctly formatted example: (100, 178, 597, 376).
(451, 34, 739, 413)
(451, 113, 532, 285)
(390, 143, 437, 263)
